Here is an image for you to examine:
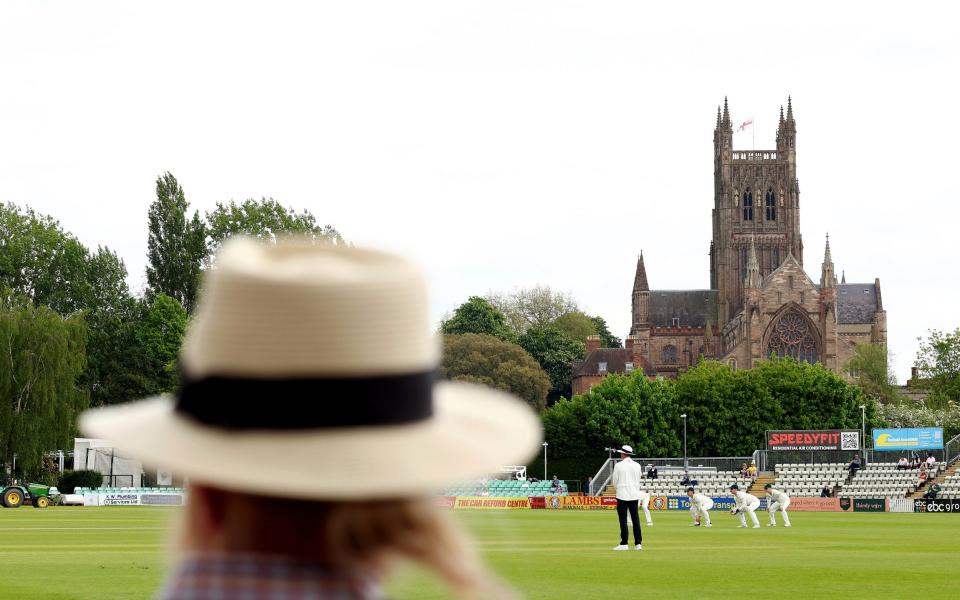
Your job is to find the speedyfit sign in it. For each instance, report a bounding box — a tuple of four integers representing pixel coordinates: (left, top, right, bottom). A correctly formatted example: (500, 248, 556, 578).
(873, 427, 943, 451)
(767, 430, 860, 451)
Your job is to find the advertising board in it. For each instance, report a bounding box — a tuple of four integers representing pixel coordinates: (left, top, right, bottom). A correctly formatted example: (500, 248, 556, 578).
(839, 497, 887, 512)
(767, 430, 860, 451)
(914, 499, 960, 513)
(873, 428, 944, 451)
(787, 497, 841, 512)
(454, 496, 531, 509)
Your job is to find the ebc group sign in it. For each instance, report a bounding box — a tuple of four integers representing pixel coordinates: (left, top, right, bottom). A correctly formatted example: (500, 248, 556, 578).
(767, 430, 861, 451)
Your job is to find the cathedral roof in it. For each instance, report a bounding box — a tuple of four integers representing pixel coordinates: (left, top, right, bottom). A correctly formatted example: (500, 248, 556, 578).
(837, 283, 881, 324)
(648, 290, 718, 327)
(572, 348, 656, 378)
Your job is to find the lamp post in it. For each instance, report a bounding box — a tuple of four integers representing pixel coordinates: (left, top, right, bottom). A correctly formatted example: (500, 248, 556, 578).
(859, 405, 866, 461)
(681, 414, 688, 470)
(543, 442, 548, 481)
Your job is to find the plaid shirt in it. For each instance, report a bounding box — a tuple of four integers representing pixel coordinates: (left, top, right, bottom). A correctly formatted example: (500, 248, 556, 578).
(158, 554, 383, 600)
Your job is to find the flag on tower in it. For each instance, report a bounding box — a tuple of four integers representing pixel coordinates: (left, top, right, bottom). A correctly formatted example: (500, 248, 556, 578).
(737, 119, 754, 132)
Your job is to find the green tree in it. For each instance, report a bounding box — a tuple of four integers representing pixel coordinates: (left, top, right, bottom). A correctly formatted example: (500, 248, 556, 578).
(915, 328, 960, 409)
(136, 294, 189, 394)
(205, 198, 342, 259)
(0, 204, 155, 406)
(552, 311, 598, 344)
(543, 372, 680, 459)
(591, 316, 622, 349)
(0, 203, 93, 314)
(145, 172, 207, 313)
(441, 334, 550, 411)
(518, 325, 585, 403)
(845, 343, 903, 404)
(0, 294, 87, 478)
(440, 297, 515, 342)
(487, 286, 579, 336)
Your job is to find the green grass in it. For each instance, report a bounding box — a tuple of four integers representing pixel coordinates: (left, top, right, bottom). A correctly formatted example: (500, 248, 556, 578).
(2, 507, 959, 598)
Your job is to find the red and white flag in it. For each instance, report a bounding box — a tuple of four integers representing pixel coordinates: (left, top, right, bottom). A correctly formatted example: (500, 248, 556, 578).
(737, 119, 754, 132)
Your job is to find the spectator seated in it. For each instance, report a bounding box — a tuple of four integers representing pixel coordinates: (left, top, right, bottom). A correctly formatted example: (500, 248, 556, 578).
(842, 462, 942, 498)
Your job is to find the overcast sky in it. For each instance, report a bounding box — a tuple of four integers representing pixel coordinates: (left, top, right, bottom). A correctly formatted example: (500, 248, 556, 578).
(2, 1, 957, 381)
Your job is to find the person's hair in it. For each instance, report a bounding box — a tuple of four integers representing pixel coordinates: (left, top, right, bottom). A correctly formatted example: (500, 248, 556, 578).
(686, 486, 695, 493)
(181, 486, 513, 598)
(763, 484, 772, 489)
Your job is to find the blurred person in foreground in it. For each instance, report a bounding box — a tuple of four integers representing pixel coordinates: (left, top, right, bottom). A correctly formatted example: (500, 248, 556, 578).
(81, 239, 541, 600)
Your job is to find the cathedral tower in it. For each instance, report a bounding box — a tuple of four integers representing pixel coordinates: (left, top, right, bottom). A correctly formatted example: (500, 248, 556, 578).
(712, 97, 804, 323)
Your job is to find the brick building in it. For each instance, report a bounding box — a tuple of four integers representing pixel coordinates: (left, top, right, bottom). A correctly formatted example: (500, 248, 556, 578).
(573, 98, 887, 391)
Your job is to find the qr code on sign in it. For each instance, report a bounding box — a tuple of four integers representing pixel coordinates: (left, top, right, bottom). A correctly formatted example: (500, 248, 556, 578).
(841, 432, 860, 450)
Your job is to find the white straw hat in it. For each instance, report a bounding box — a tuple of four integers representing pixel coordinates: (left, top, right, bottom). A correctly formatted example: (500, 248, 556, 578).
(80, 238, 542, 499)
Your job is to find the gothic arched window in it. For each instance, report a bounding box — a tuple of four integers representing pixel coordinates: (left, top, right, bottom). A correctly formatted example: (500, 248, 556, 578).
(765, 188, 776, 220)
(743, 189, 754, 221)
(662, 345, 677, 364)
(766, 310, 820, 364)
(728, 358, 737, 372)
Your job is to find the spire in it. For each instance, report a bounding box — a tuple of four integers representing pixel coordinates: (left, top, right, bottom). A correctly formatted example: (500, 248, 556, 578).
(745, 237, 761, 289)
(786, 95, 794, 122)
(633, 252, 649, 292)
(717, 105, 722, 128)
(841, 270, 847, 285)
(780, 105, 785, 125)
(722, 96, 730, 125)
(821, 234, 835, 289)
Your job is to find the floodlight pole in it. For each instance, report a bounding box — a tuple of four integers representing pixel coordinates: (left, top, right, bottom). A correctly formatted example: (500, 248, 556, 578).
(681, 414, 688, 470)
(543, 442, 548, 481)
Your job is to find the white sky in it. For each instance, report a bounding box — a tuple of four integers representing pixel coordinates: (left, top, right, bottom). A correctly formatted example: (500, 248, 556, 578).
(2, 1, 957, 381)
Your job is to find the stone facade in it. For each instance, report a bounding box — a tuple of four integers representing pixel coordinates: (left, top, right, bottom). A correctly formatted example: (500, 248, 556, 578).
(573, 98, 887, 389)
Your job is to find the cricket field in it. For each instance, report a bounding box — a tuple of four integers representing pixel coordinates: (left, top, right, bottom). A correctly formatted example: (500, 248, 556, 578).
(1, 507, 958, 598)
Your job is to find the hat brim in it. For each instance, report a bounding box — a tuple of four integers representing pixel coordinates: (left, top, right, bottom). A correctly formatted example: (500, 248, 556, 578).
(79, 381, 542, 500)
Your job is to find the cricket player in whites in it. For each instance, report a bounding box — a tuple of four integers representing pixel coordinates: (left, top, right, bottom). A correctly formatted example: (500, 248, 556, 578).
(729, 483, 761, 528)
(686, 487, 713, 527)
(764, 483, 792, 527)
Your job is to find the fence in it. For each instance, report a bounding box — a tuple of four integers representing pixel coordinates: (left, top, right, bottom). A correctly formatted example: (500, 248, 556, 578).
(945, 434, 960, 466)
(589, 456, 753, 496)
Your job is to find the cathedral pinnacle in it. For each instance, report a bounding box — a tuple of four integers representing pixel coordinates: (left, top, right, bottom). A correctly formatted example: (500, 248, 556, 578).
(786, 95, 794, 122)
(633, 252, 649, 292)
(745, 237, 761, 289)
(722, 96, 730, 125)
(821, 233, 836, 289)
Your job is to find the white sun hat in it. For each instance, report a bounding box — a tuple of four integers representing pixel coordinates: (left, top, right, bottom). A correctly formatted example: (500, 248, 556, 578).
(80, 238, 542, 500)
(620, 445, 634, 455)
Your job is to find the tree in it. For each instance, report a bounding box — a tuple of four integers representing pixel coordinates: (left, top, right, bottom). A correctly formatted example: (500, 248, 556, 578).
(915, 328, 960, 409)
(518, 325, 585, 403)
(440, 297, 515, 342)
(487, 286, 579, 336)
(145, 172, 207, 313)
(845, 343, 903, 404)
(136, 294, 189, 394)
(0, 203, 93, 315)
(591, 316, 622, 349)
(205, 198, 343, 260)
(0, 204, 156, 406)
(543, 372, 680, 459)
(552, 312, 598, 344)
(441, 334, 550, 411)
(0, 294, 87, 479)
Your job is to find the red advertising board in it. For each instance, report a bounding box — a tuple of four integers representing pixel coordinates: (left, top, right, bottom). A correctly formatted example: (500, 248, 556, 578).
(767, 430, 861, 451)
(434, 496, 456, 509)
(787, 497, 841, 512)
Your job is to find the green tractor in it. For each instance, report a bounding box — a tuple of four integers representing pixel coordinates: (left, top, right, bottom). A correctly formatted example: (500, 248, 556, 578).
(2, 483, 61, 509)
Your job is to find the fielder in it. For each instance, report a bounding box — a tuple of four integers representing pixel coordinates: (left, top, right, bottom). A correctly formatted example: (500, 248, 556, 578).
(686, 486, 713, 527)
(637, 489, 653, 526)
(729, 483, 761, 528)
(764, 483, 792, 527)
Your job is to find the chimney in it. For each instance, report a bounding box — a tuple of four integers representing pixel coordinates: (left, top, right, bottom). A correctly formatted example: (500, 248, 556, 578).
(586, 335, 601, 354)
(910, 366, 919, 385)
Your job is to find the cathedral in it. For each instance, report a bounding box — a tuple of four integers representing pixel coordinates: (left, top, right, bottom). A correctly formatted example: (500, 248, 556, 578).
(572, 98, 887, 393)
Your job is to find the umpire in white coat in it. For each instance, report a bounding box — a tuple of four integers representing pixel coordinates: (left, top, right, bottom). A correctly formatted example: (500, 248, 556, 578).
(612, 445, 643, 550)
